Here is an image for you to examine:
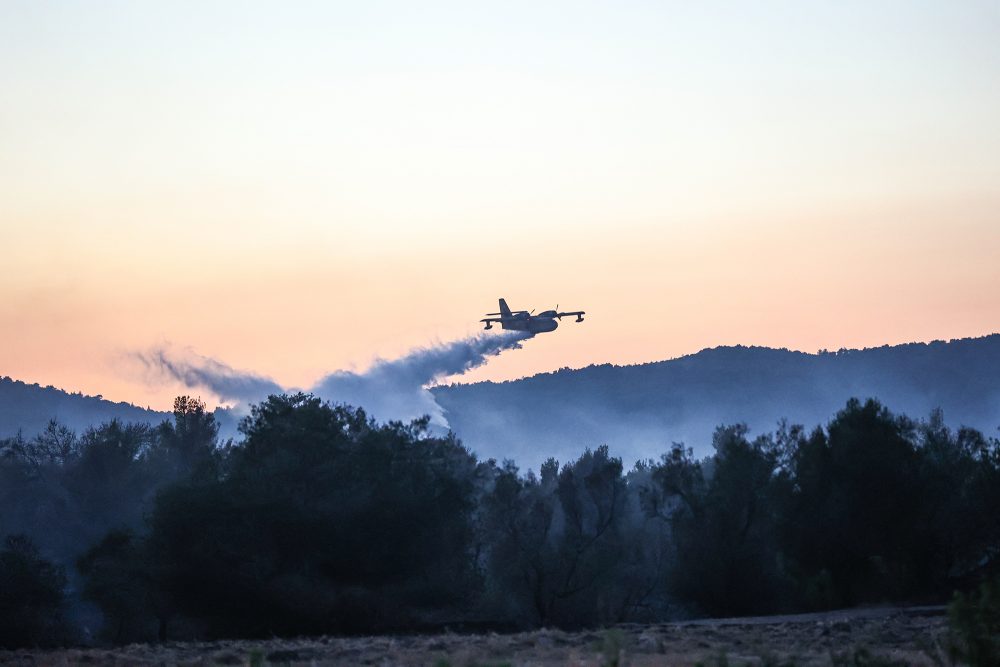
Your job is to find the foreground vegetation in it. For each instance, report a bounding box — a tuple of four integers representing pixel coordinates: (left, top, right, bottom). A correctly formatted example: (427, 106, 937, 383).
(0, 607, 954, 666)
(1, 395, 999, 650)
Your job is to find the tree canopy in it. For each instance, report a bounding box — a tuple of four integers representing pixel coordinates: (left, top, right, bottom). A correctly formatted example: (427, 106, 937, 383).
(2, 394, 998, 646)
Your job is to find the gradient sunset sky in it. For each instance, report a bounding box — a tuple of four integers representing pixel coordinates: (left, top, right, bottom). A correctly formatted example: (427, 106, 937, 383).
(2, 1, 999, 409)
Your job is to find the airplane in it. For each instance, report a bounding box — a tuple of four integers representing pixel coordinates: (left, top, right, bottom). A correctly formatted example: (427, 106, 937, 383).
(481, 298, 585, 334)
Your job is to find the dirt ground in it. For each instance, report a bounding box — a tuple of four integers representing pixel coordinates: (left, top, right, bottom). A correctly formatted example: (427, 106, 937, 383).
(0, 606, 950, 666)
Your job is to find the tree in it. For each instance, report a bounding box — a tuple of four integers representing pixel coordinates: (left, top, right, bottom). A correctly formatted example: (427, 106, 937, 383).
(146, 394, 480, 637)
(77, 530, 173, 643)
(478, 458, 560, 626)
(479, 446, 648, 628)
(917, 411, 1000, 593)
(148, 396, 219, 482)
(0, 421, 78, 468)
(645, 427, 791, 616)
(63, 420, 157, 545)
(784, 398, 925, 606)
(0, 534, 69, 648)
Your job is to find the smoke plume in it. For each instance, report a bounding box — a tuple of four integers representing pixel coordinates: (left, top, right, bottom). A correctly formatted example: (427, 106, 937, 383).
(131, 345, 283, 405)
(132, 331, 534, 426)
(312, 331, 533, 426)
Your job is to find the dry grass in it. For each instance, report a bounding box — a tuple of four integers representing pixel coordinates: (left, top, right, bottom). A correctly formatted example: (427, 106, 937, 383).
(0, 607, 947, 666)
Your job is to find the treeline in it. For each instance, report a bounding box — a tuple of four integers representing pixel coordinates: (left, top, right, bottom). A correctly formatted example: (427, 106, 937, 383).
(1, 395, 999, 647)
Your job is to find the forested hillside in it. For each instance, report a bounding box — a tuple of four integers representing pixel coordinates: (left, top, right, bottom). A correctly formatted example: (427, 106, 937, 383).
(0, 377, 167, 437)
(434, 334, 1000, 468)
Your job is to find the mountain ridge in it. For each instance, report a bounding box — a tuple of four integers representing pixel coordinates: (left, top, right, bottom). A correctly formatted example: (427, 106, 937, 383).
(0, 375, 169, 438)
(432, 333, 1000, 469)
(4, 333, 1000, 470)
(448, 333, 1000, 386)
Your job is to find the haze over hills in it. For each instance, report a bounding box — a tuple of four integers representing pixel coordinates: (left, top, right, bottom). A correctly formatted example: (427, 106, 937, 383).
(3, 334, 1000, 470)
(433, 334, 1000, 469)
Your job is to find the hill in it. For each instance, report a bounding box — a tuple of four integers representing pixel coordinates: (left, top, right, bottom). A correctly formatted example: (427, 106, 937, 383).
(4, 335, 1000, 470)
(0, 376, 170, 437)
(432, 334, 1000, 470)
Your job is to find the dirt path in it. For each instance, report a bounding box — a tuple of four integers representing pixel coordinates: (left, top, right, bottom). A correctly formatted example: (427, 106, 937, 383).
(0, 607, 950, 666)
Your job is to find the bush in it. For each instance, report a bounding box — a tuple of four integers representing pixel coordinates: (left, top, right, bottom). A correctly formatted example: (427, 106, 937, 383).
(948, 575, 1000, 667)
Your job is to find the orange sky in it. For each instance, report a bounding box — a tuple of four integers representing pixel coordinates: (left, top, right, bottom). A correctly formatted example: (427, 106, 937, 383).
(2, 2, 999, 410)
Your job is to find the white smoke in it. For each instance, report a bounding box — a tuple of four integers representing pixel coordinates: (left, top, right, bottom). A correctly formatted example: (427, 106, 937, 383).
(131, 345, 283, 405)
(132, 331, 534, 427)
(312, 331, 533, 426)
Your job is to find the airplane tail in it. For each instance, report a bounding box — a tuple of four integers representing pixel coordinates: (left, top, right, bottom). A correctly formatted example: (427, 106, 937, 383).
(499, 298, 512, 318)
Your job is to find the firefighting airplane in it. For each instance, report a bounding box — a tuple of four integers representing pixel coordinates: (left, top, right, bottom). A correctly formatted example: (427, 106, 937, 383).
(480, 298, 586, 334)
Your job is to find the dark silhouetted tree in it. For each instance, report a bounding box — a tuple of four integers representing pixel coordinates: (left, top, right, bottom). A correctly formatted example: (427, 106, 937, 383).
(644, 426, 791, 616)
(145, 393, 480, 637)
(479, 446, 657, 628)
(148, 396, 219, 482)
(784, 398, 926, 606)
(0, 534, 69, 648)
(77, 529, 174, 643)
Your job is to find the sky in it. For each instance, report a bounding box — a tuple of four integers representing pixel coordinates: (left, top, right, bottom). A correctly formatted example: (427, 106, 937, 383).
(2, 1, 999, 410)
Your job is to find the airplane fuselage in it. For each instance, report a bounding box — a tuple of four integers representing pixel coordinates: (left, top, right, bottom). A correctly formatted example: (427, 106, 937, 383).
(500, 314, 559, 333)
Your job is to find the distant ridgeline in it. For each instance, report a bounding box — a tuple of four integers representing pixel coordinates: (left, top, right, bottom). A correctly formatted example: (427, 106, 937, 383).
(433, 333, 1000, 470)
(0, 377, 170, 437)
(0, 378, 240, 439)
(3, 334, 1000, 468)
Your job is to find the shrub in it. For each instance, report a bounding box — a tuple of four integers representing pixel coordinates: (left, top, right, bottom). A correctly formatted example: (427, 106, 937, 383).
(947, 575, 1000, 667)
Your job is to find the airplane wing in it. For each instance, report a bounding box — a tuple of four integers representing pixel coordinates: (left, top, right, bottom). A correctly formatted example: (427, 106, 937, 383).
(556, 311, 585, 317)
(480, 317, 504, 323)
